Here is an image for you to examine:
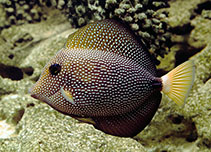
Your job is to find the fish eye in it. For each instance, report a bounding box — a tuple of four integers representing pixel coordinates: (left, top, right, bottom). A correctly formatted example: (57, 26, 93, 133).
(49, 64, 61, 76)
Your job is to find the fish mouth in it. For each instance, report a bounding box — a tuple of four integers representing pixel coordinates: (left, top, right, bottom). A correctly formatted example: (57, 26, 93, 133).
(29, 85, 66, 107)
(29, 84, 77, 115)
(29, 84, 60, 104)
(30, 86, 74, 115)
(30, 92, 52, 104)
(30, 93, 38, 100)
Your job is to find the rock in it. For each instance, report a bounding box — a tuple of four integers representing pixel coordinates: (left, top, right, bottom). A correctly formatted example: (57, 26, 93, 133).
(135, 44, 211, 152)
(0, 94, 146, 151)
(134, 0, 211, 151)
(0, 26, 34, 66)
(165, 0, 207, 28)
(188, 15, 211, 49)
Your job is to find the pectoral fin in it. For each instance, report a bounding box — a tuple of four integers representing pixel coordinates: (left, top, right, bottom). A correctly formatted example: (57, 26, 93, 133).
(60, 87, 75, 105)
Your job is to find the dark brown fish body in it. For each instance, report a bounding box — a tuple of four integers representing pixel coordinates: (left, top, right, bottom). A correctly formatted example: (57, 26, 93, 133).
(76, 91, 161, 137)
(30, 19, 195, 137)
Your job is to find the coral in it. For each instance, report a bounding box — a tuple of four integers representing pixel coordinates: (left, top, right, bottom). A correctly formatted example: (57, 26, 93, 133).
(0, 0, 67, 31)
(0, 0, 171, 60)
(64, 0, 171, 59)
(0, 1, 42, 29)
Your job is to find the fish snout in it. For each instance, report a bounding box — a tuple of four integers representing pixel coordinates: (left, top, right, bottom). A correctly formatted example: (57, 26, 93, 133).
(29, 87, 50, 103)
(28, 83, 41, 100)
(29, 88, 39, 100)
(30, 93, 39, 100)
(29, 83, 56, 104)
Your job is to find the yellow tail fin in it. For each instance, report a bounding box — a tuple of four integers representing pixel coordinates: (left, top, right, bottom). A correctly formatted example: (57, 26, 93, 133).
(161, 60, 195, 106)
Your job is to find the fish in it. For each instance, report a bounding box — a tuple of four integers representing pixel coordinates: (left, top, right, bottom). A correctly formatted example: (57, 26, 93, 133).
(29, 19, 195, 137)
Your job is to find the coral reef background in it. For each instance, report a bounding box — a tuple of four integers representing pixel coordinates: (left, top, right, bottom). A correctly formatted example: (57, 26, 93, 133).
(0, 0, 210, 151)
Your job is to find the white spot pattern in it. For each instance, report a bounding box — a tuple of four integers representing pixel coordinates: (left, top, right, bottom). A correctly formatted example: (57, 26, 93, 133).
(30, 19, 159, 117)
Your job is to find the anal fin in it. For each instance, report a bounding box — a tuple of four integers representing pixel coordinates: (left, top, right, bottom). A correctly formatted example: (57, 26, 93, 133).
(92, 91, 162, 137)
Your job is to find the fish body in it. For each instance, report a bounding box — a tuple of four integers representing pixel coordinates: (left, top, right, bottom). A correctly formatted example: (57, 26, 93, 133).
(30, 19, 195, 137)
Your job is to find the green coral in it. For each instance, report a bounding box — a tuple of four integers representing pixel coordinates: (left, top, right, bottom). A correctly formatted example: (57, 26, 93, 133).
(64, 0, 171, 58)
(0, 0, 171, 59)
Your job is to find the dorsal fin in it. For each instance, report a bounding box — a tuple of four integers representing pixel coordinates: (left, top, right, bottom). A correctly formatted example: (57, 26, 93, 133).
(65, 19, 157, 75)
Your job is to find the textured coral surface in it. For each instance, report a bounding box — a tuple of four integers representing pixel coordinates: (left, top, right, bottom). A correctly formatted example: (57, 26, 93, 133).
(0, 0, 210, 151)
